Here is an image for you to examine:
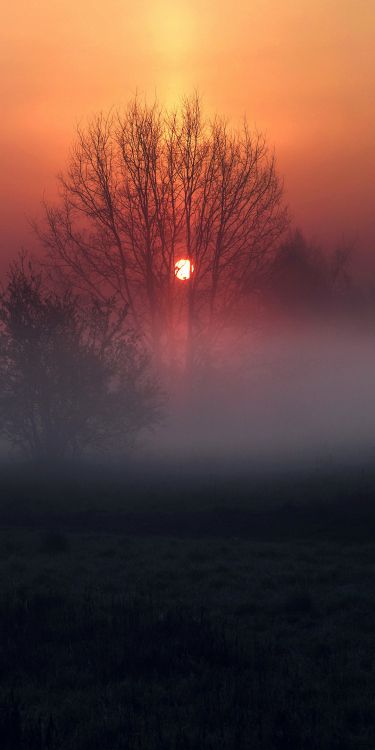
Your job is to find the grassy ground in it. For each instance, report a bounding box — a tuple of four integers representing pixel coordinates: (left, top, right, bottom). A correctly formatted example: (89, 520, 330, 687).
(0, 463, 375, 748)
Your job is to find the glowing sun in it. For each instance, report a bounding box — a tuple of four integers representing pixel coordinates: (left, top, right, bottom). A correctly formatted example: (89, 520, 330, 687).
(174, 258, 194, 281)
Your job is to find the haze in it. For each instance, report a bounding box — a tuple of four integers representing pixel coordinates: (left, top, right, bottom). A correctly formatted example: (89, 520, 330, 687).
(141, 326, 375, 472)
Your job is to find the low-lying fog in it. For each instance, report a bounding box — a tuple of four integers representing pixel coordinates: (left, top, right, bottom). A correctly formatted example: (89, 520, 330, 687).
(144, 325, 375, 472)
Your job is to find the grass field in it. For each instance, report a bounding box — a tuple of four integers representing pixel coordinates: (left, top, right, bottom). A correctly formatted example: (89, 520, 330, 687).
(0, 462, 375, 749)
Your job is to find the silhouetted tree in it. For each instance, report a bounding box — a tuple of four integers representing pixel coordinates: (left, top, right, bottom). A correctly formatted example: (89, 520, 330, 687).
(0, 260, 162, 460)
(38, 95, 288, 370)
(265, 230, 353, 318)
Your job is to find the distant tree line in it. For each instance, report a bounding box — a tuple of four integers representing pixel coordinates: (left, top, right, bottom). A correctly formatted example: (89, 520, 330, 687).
(264, 230, 351, 317)
(263, 229, 375, 327)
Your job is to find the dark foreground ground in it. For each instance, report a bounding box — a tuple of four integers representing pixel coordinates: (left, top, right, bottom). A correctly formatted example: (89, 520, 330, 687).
(1, 460, 375, 749)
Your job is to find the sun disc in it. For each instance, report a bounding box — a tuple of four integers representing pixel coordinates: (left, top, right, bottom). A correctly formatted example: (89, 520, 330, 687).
(174, 258, 194, 281)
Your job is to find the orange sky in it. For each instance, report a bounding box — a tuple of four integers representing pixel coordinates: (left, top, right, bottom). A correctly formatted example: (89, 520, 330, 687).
(1, 0, 374, 267)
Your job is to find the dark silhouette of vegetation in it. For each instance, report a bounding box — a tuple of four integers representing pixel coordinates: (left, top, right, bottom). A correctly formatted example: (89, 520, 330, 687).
(265, 229, 353, 318)
(1, 463, 375, 749)
(0, 260, 162, 460)
(38, 94, 288, 369)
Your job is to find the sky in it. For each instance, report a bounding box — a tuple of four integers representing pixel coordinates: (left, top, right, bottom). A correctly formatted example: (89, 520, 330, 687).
(1, 0, 375, 268)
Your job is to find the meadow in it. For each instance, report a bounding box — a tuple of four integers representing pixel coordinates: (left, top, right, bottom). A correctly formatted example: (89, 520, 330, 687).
(0, 462, 375, 749)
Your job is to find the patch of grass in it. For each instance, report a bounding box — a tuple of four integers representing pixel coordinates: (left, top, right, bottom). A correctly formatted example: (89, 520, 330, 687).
(283, 588, 315, 617)
(0, 466, 375, 747)
(0, 589, 374, 749)
(235, 601, 257, 616)
(38, 532, 70, 556)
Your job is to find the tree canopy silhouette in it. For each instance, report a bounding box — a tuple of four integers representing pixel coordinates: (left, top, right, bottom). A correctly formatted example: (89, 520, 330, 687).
(0, 260, 162, 460)
(39, 94, 288, 369)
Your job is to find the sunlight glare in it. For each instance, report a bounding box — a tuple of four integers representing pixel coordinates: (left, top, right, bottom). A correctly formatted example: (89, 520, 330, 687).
(175, 258, 194, 281)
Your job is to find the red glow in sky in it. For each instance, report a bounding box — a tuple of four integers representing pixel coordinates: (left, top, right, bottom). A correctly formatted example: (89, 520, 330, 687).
(1, 1, 375, 268)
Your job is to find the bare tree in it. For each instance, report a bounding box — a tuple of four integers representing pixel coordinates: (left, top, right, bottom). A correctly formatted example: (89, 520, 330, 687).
(0, 259, 162, 460)
(38, 95, 288, 371)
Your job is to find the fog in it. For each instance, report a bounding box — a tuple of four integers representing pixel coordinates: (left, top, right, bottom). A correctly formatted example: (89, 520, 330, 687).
(143, 325, 375, 474)
(2, 251, 375, 481)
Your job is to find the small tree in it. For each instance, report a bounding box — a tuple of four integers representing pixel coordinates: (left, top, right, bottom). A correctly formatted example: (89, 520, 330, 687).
(0, 260, 162, 460)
